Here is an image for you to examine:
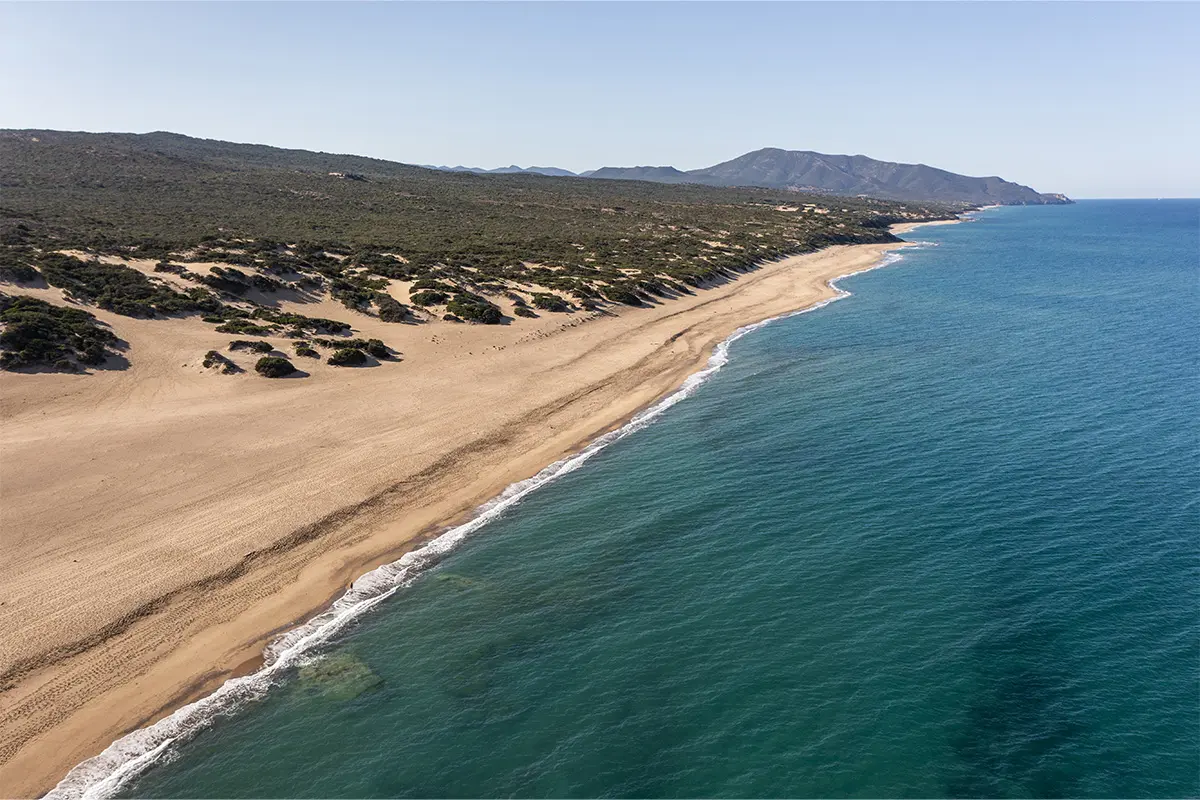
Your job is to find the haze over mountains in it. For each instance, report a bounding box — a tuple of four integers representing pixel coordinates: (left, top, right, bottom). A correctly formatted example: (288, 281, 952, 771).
(428, 147, 1070, 206)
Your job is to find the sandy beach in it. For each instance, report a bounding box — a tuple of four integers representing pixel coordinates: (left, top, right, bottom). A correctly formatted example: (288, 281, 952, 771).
(0, 232, 937, 797)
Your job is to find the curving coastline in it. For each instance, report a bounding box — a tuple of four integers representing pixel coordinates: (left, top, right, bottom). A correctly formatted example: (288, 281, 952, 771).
(2, 223, 960, 798)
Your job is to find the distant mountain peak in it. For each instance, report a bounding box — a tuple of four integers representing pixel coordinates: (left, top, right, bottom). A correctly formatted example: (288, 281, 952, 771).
(420, 164, 577, 178)
(588, 148, 1070, 206)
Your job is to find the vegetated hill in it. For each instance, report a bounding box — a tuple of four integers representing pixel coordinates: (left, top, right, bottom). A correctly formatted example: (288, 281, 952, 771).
(590, 147, 1071, 206)
(0, 130, 954, 258)
(588, 165, 692, 182)
(0, 129, 955, 369)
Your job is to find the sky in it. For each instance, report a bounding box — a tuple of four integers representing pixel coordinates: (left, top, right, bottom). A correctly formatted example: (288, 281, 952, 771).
(1, 2, 1196, 198)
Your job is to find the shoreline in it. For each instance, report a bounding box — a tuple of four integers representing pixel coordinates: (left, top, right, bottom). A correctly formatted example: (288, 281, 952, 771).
(3, 221, 959, 798)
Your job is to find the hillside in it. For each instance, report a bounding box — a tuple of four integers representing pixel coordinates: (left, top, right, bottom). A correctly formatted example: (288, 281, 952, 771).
(0, 130, 952, 372)
(589, 165, 691, 182)
(590, 147, 1071, 205)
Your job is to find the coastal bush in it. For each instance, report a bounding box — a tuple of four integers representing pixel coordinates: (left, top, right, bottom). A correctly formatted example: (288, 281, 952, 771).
(513, 305, 537, 318)
(0, 292, 117, 370)
(330, 278, 378, 311)
(310, 337, 381, 350)
(254, 355, 296, 378)
(531, 293, 569, 312)
(601, 285, 644, 306)
(327, 347, 366, 366)
(410, 290, 449, 307)
(215, 319, 274, 335)
(198, 266, 252, 295)
(411, 279, 457, 293)
(0, 258, 40, 283)
(37, 253, 222, 318)
(294, 343, 319, 358)
(202, 349, 239, 373)
(251, 308, 350, 334)
(375, 294, 410, 322)
(445, 294, 502, 324)
(364, 338, 389, 359)
(229, 339, 273, 354)
(250, 274, 283, 292)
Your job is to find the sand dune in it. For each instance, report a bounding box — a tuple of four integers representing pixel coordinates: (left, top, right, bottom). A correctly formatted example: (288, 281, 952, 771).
(0, 240, 917, 797)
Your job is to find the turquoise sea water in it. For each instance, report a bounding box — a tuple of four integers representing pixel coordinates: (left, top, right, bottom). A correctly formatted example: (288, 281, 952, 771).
(111, 200, 1196, 798)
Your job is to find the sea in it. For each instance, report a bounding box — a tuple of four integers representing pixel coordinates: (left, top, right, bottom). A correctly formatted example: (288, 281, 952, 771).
(67, 200, 1200, 798)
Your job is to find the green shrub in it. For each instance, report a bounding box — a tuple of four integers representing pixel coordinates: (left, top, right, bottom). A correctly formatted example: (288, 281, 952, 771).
(513, 305, 538, 318)
(294, 343, 319, 358)
(411, 279, 457, 292)
(37, 253, 220, 318)
(251, 309, 350, 334)
(215, 319, 275, 335)
(255, 355, 296, 377)
(229, 339, 273, 353)
(601, 285, 644, 306)
(0, 262, 40, 283)
(531, 293, 570, 312)
(365, 338, 389, 359)
(327, 347, 366, 366)
(0, 292, 118, 370)
(199, 266, 251, 295)
(410, 290, 449, 306)
(311, 337, 376, 350)
(375, 294, 410, 322)
(330, 278, 378, 311)
(446, 295, 502, 324)
(202, 349, 239, 373)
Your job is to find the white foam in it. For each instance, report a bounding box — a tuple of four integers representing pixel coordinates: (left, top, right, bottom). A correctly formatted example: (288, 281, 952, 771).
(45, 246, 911, 799)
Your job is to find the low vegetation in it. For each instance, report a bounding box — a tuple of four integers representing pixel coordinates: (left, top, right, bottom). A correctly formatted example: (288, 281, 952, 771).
(327, 347, 366, 366)
(201, 349, 239, 374)
(254, 355, 296, 378)
(229, 339, 273, 354)
(364, 338, 389, 359)
(0, 248, 40, 283)
(531, 293, 570, 312)
(0, 292, 117, 370)
(35, 253, 221, 318)
(445, 293, 503, 324)
(375, 294, 411, 322)
(215, 319, 273, 335)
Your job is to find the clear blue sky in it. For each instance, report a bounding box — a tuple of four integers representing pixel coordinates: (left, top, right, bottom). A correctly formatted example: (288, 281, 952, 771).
(2, 2, 1196, 198)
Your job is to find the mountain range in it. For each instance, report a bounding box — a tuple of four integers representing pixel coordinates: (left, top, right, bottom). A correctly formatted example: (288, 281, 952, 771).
(420, 164, 580, 178)
(425, 147, 1070, 206)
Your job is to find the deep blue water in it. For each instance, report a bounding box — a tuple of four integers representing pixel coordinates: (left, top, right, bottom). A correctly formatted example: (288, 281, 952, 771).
(118, 200, 1198, 798)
